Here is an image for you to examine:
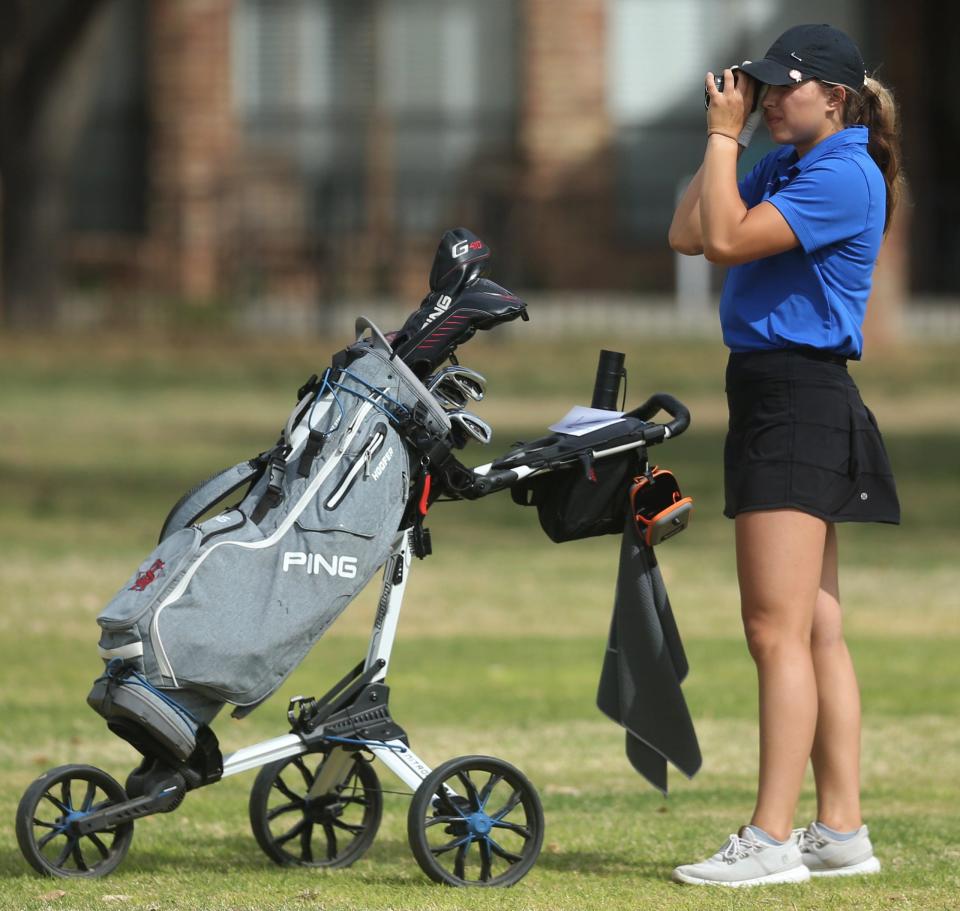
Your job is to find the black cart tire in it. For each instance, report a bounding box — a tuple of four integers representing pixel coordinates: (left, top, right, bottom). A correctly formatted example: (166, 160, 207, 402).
(407, 755, 544, 887)
(16, 764, 134, 878)
(249, 748, 382, 868)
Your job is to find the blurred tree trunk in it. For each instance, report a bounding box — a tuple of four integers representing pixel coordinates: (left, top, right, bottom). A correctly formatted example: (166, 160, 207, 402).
(0, 0, 112, 328)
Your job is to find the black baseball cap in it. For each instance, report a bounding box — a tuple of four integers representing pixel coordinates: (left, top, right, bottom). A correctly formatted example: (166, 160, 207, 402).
(739, 24, 866, 88)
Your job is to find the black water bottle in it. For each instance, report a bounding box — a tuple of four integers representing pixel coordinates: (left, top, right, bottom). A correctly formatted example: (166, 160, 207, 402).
(591, 350, 625, 411)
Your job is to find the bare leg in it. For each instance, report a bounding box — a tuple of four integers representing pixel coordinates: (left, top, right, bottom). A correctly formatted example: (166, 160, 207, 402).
(736, 509, 826, 842)
(810, 523, 863, 831)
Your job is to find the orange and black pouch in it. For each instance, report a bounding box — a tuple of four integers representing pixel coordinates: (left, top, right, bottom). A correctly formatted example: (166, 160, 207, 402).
(630, 467, 694, 546)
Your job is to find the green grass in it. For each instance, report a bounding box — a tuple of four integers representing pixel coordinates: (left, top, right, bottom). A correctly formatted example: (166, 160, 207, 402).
(0, 330, 958, 910)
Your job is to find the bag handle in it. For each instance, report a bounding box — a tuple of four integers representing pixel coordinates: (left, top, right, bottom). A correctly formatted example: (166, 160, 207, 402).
(355, 316, 395, 356)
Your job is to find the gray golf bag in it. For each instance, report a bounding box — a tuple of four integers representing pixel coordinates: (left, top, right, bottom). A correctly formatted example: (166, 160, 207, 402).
(88, 324, 454, 766)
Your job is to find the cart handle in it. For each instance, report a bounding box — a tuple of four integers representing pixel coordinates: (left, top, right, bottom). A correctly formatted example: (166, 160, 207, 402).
(627, 392, 691, 444)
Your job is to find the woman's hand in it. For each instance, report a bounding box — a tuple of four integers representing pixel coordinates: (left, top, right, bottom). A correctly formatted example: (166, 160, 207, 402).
(705, 68, 756, 140)
(700, 68, 797, 265)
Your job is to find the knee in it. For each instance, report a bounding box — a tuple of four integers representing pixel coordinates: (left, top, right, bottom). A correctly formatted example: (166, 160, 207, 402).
(811, 595, 846, 652)
(742, 613, 810, 663)
(810, 622, 846, 653)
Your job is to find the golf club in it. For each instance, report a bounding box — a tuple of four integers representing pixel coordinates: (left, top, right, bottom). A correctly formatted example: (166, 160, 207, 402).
(425, 365, 487, 401)
(448, 408, 494, 446)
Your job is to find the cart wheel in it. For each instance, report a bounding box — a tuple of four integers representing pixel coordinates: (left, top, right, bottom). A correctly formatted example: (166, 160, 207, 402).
(249, 748, 382, 868)
(407, 755, 544, 887)
(16, 765, 134, 878)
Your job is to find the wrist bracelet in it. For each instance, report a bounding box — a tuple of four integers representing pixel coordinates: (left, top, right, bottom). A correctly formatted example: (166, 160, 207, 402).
(707, 130, 739, 142)
(707, 130, 740, 143)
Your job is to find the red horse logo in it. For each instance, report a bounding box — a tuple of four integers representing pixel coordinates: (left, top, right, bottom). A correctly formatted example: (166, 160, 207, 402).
(130, 559, 165, 592)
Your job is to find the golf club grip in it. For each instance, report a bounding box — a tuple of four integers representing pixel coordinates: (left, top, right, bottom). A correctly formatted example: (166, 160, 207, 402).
(468, 467, 520, 497)
(633, 393, 691, 441)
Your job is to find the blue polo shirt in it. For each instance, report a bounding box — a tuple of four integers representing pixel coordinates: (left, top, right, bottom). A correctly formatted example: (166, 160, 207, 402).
(718, 126, 886, 358)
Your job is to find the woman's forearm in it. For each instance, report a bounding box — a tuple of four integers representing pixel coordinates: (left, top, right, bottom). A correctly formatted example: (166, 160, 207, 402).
(700, 134, 749, 262)
(668, 165, 706, 255)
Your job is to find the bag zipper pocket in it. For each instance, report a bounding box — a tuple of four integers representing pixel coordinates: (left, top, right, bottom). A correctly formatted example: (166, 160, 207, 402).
(324, 423, 388, 510)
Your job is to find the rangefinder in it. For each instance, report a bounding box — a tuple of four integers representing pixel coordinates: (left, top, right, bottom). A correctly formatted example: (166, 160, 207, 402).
(705, 65, 752, 109)
(703, 66, 740, 108)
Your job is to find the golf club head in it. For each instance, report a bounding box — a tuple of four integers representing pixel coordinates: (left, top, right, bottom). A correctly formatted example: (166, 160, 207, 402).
(448, 409, 494, 448)
(425, 365, 487, 401)
(429, 227, 490, 298)
(430, 381, 469, 412)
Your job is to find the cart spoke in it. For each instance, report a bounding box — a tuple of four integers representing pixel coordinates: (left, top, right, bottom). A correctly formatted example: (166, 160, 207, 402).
(86, 832, 110, 860)
(430, 834, 470, 856)
(490, 788, 523, 821)
(272, 774, 302, 804)
(477, 773, 503, 810)
(32, 818, 58, 830)
(266, 800, 303, 821)
(323, 822, 338, 860)
(455, 771, 480, 811)
(491, 818, 532, 839)
(81, 781, 97, 812)
(437, 793, 467, 818)
(479, 838, 493, 881)
(274, 818, 308, 847)
(424, 814, 460, 828)
(293, 757, 315, 789)
(71, 841, 89, 872)
(488, 837, 522, 864)
(300, 821, 314, 863)
(453, 840, 470, 879)
(37, 828, 65, 851)
(61, 780, 73, 812)
(43, 792, 69, 815)
(54, 838, 75, 868)
(331, 818, 364, 836)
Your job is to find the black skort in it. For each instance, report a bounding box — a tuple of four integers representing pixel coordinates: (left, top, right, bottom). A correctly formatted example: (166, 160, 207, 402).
(724, 348, 900, 524)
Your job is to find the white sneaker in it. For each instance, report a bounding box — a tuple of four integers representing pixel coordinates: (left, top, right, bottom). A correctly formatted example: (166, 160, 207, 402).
(795, 821, 882, 877)
(671, 826, 811, 887)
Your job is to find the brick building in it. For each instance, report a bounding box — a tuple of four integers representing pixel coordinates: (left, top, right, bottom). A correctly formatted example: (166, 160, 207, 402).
(69, 0, 933, 319)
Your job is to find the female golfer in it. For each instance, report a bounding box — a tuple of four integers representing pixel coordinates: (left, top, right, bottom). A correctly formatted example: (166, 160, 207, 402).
(667, 24, 901, 887)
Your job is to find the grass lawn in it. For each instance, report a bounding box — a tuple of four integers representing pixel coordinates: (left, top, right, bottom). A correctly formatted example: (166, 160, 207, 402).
(0, 328, 958, 910)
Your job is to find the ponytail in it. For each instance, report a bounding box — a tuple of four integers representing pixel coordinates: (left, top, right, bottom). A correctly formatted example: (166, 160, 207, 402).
(842, 76, 903, 233)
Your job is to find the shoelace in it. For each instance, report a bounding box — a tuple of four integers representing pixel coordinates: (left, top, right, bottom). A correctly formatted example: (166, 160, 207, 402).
(793, 826, 828, 851)
(718, 834, 762, 864)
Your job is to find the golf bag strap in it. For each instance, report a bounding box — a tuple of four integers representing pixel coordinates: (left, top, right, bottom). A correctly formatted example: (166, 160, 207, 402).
(297, 373, 321, 401)
(250, 448, 290, 524)
(158, 458, 264, 544)
(293, 368, 339, 479)
(296, 428, 326, 478)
